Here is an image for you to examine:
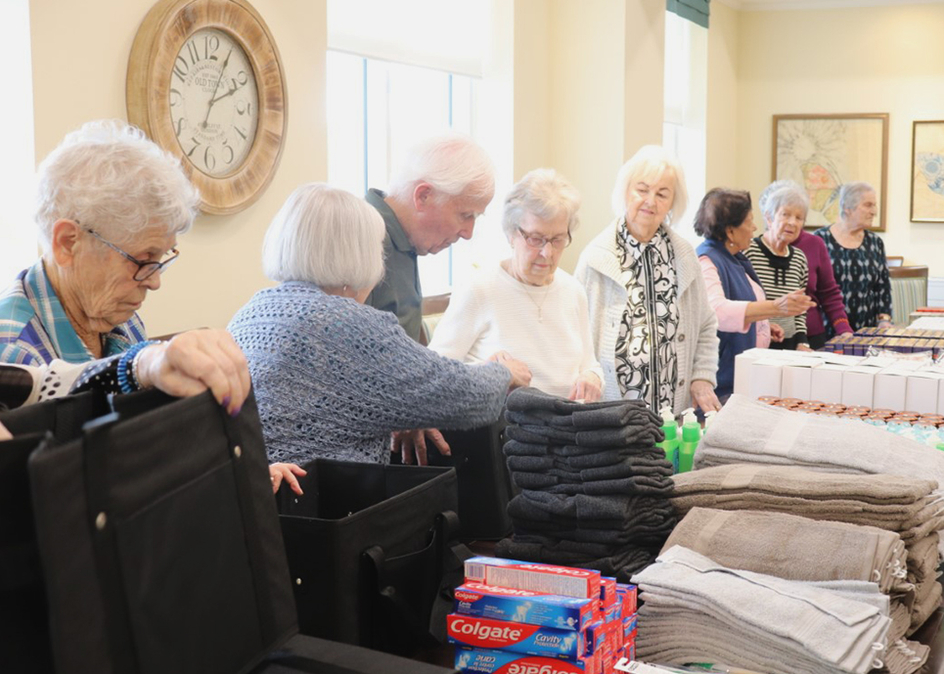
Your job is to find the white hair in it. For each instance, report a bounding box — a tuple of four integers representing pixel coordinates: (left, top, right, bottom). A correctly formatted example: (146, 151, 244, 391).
(502, 168, 581, 239)
(34, 119, 200, 251)
(262, 183, 385, 290)
(839, 181, 875, 220)
(388, 133, 495, 204)
(759, 180, 809, 222)
(611, 145, 688, 225)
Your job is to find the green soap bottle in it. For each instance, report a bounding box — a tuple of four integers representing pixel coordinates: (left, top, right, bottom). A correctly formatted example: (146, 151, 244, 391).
(656, 406, 679, 473)
(678, 407, 701, 473)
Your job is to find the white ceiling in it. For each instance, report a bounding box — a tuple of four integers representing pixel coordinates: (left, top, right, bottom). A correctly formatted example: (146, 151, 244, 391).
(719, 0, 944, 11)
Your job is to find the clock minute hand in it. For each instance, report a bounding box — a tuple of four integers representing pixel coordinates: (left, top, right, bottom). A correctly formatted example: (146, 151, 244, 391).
(208, 79, 248, 106)
(202, 48, 233, 127)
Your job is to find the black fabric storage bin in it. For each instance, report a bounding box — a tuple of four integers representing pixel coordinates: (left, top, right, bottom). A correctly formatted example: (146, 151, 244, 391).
(277, 459, 461, 654)
(6, 388, 458, 674)
(429, 419, 516, 541)
(28, 389, 297, 674)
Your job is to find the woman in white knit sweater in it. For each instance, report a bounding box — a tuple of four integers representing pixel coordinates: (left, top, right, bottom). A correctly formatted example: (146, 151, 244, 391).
(429, 169, 604, 401)
(574, 146, 720, 415)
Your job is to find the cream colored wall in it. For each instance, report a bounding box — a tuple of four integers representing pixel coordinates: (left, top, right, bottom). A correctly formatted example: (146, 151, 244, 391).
(705, 0, 739, 190)
(735, 3, 944, 276)
(548, 0, 667, 273)
(29, 0, 327, 335)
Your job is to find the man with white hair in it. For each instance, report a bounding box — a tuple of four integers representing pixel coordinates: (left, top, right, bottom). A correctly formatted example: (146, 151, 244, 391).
(365, 134, 495, 343)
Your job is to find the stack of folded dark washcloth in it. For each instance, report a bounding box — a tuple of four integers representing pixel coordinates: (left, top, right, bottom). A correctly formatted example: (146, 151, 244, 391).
(682, 442, 944, 637)
(632, 546, 895, 674)
(494, 387, 677, 582)
(661, 508, 929, 673)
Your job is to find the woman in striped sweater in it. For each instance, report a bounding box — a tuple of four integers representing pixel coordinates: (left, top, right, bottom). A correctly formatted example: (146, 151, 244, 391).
(744, 188, 817, 351)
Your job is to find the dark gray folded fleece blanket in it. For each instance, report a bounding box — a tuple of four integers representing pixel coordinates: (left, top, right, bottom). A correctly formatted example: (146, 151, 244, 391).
(506, 454, 674, 481)
(505, 386, 662, 428)
(505, 421, 664, 448)
(509, 490, 677, 525)
(503, 439, 667, 467)
(495, 536, 657, 584)
(511, 471, 675, 495)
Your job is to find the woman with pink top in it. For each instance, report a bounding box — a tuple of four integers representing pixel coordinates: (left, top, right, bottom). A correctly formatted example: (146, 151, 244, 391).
(695, 188, 813, 400)
(759, 181, 853, 349)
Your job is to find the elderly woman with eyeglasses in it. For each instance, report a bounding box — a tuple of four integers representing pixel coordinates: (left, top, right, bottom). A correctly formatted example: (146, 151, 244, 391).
(429, 169, 603, 401)
(575, 145, 720, 415)
(0, 120, 249, 414)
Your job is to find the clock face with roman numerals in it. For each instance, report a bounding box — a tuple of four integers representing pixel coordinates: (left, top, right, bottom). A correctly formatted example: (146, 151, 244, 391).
(170, 28, 259, 178)
(127, 0, 287, 215)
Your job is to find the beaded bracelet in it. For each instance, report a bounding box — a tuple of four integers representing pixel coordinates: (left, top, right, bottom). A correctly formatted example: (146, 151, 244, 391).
(117, 340, 158, 394)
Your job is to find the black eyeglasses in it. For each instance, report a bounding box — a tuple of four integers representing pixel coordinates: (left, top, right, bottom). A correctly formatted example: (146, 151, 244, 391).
(516, 228, 572, 250)
(81, 225, 180, 281)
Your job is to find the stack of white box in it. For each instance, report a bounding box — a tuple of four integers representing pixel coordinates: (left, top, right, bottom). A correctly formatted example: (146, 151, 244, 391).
(733, 348, 944, 414)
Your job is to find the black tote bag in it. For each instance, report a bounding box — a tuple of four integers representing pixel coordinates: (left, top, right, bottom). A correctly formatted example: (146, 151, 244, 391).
(428, 418, 516, 541)
(276, 459, 465, 655)
(0, 389, 113, 674)
(27, 388, 298, 674)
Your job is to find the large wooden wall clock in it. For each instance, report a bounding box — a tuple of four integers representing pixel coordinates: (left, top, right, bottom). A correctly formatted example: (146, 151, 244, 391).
(127, 0, 287, 215)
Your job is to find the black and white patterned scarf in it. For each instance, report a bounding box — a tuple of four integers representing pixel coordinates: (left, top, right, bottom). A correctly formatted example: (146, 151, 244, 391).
(614, 222, 679, 412)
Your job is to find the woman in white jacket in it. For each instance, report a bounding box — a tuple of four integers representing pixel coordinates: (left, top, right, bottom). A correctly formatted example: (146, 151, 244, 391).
(574, 146, 720, 415)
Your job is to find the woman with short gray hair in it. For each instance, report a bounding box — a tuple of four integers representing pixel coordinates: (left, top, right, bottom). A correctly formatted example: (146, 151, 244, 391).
(760, 180, 853, 349)
(229, 183, 531, 467)
(430, 168, 603, 401)
(575, 145, 721, 415)
(813, 181, 892, 332)
(0, 119, 200, 366)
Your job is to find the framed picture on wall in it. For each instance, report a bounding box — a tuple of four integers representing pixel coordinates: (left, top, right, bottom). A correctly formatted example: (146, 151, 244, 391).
(911, 120, 944, 223)
(772, 113, 889, 231)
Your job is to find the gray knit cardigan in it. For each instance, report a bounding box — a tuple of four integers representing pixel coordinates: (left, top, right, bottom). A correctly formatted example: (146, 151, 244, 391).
(228, 281, 511, 465)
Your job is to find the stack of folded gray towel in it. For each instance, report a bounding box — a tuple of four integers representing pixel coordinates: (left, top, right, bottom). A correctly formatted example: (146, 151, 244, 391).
(632, 545, 919, 674)
(494, 387, 677, 582)
(688, 399, 944, 638)
(695, 394, 944, 488)
(660, 507, 929, 673)
(669, 466, 944, 639)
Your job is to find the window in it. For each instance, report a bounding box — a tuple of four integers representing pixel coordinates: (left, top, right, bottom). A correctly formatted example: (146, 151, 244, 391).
(326, 0, 497, 297)
(327, 51, 482, 296)
(0, 0, 37, 282)
(663, 9, 707, 246)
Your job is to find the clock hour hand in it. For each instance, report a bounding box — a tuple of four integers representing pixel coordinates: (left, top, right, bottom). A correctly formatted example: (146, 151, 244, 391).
(208, 79, 248, 106)
(202, 48, 233, 128)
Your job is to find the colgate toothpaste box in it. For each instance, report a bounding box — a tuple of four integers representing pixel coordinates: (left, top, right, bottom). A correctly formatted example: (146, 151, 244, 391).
(615, 583, 637, 615)
(600, 577, 617, 608)
(605, 603, 621, 624)
(465, 557, 601, 599)
(454, 582, 596, 631)
(622, 613, 637, 641)
(454, 647, 596, 674)
(585, 620, 605, 655)
(447, 614, 586, 660)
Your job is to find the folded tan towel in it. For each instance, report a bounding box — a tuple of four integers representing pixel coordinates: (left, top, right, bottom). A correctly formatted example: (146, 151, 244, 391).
(672, 464, 937, 504)
(671, 492, 926, 530)
(906, 533, 940, 585)
(662, 507, 907, 593)
(881, 638, 929, 674)
(907, 579, 942, 635)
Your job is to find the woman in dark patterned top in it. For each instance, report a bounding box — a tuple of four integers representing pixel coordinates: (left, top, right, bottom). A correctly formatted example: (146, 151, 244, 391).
(744, 189, 814, 351)
(813, 182, 893, 333)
